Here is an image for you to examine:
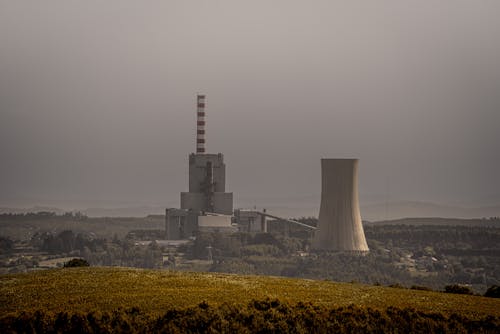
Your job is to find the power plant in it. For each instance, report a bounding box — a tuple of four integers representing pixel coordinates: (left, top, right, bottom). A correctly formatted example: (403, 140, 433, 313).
(165, 95, 368, 253)
(165, 95, 235, 239)
(312, 159, 369, 252)
(180, 95, 233, 216)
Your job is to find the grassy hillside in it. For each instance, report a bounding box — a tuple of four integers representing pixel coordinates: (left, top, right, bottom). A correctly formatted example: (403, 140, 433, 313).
(1, 267, 499, 319)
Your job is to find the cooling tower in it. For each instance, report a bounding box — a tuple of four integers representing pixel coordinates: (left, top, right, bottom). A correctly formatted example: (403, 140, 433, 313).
(312, 159, 369, 252)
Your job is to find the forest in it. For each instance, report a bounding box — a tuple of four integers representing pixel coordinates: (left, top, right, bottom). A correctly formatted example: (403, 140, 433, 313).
(1, 214, 499, 293)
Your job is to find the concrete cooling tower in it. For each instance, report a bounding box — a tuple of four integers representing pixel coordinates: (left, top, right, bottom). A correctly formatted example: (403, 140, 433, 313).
(312, 159, 369, 252)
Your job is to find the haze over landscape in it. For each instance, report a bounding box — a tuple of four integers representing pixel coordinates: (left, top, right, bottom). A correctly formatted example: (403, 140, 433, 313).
(2, 4, 500, 332)
(1, 1, 499, 218)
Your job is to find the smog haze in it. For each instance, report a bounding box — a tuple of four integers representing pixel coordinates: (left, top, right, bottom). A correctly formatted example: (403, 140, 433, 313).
(1, 1, 499, 216)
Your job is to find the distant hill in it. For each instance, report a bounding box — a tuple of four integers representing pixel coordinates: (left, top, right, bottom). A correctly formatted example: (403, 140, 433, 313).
(0, 206, 166, 218)
(367, 217, 500, 226)
(256, 201, 500, 220)
(83, 206, 165, 217)
(0, 206, 64, 215)
(235, 196, 500, 220)
(361, 201, 500, 221)
(2, 200, 500, 220)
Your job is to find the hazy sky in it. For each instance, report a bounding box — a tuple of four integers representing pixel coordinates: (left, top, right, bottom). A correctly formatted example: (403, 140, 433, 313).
(1, 1, 499, 210)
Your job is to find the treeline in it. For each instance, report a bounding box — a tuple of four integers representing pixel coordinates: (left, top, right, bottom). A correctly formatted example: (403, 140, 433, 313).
(36, 230, 163, 269)
(86, 240, 163, 269)
(0, 237, 14, 253)
(187, 230, 424, 285)
(364, 224, 500, 250)
(181, 224, 500, 291)
(4, 221, 500, 292)
(0, 211, 87, 220)
(1, 299, 499, 333)
(36, 231, 106, 254)
(187, 232, 305, 259)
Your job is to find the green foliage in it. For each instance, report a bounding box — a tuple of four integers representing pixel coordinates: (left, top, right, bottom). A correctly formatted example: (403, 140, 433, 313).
(1, 300, 499, 334)
(4, 217, 499, 294)
(0, 236, 14, 254)
(444, 284, 474, 295)
(126, 230, 165, 241)
(240, 244, 282, 257)
(210, 259, 255, 274)
(63, 258, 90, 267)
(189, 232, 243, 259)
(41, 230, 105, 255)
(176, 225, 500, 293)
(485, 285, 500, 298)
(364, 224, 500, 251)
(411, 285, 433, 291)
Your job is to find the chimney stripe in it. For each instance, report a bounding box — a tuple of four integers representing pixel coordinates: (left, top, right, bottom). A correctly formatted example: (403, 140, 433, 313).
(196, 94, 206, 153)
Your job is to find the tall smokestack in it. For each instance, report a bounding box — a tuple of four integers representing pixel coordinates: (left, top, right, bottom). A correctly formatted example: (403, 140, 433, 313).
(313, 159, 369, 252)
(196, 94, 206, 154)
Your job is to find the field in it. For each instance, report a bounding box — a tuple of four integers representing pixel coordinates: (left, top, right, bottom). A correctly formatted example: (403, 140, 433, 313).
(1, 267, 500, 332)
(2, 267, 500, 317)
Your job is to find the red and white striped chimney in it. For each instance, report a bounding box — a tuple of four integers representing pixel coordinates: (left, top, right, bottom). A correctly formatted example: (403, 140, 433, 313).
(196, 94, 206, 154)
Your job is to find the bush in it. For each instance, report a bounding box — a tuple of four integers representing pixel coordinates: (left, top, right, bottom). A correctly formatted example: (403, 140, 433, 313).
(1, 300, 499, 333)
(484, 285, 500, 298)
(444, 284, 473, 295)
(0, 236, 14, 253)
(63, 258, 90, 268)
(410, 285, 433, 291)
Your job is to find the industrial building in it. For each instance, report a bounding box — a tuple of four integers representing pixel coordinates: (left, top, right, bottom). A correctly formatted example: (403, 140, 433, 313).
(165, 95, 236, 239)
(312, 159, 369, 252)
(234, 209, 268, 233)
(180, 153, 233, 215)
(165, 95, 368, 254)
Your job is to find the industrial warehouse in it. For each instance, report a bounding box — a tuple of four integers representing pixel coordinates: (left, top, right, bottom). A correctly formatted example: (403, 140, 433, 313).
(165, 95, 369, 253)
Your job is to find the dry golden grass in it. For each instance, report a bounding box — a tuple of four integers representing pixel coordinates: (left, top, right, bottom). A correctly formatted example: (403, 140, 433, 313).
(1, 267, 499, 319)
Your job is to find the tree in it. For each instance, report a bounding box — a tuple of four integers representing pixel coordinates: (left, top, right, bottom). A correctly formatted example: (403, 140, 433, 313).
(444, 284, 473, 295)
(0, 236, 14, 253)
(63, 258, 90, 267)
(484, 285, 500, 298)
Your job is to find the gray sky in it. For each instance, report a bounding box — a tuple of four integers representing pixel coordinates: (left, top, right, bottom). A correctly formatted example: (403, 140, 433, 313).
(1, 1, 499, 210)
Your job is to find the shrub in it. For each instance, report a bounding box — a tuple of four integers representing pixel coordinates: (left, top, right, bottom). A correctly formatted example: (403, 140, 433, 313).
(444, 284, 473, 295)
(1, 301, 500, 333)
(484, 285, 500, 298)
(63, 258, 90, 268)
(410, 285, 433, 291)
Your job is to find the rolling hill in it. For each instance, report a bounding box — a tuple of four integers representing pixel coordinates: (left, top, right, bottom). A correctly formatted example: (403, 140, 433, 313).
(1, 267, 499, 333)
